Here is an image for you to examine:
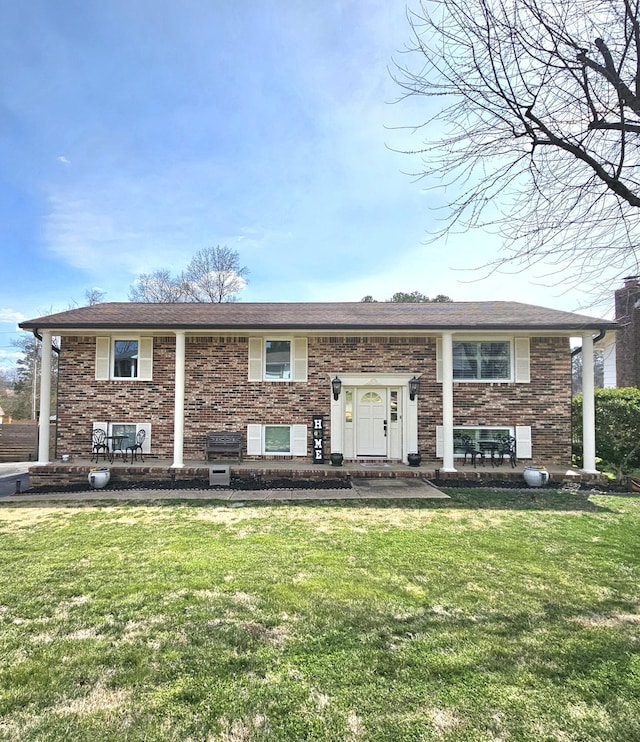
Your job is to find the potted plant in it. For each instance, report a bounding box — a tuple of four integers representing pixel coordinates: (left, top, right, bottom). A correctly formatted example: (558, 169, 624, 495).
(330, 452, 344, 466)
(407, 452, 422, 467)
(88, 467, 111, 489)
(523, 466, 549, 487)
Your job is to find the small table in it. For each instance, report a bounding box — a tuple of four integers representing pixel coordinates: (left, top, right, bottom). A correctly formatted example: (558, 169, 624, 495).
(478, 441, 503, 467)
(106, 435, 127, 462)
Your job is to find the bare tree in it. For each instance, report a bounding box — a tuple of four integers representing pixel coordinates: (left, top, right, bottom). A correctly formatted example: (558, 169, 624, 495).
(393, 0, 640, 296)
(85, 288, 106, 305)
(182, 246, 249, 303)
(128, 269, 187, 303)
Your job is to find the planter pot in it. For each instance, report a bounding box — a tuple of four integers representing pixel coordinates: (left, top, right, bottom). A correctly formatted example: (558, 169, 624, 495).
(88, 468, 111, 489)
(407, 453, 422, 467)
(523, 466, 549, 488)
(330, 453, 344, 467)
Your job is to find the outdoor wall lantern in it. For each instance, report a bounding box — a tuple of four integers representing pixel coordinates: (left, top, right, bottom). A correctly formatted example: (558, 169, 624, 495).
(332, 376, 342, 401)
(409, 376, 420, 401)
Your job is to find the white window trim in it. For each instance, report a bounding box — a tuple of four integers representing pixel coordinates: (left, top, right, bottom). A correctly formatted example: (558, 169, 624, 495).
(92, 421, 152, 454)
(247, 337, 308, 382)
(246, 424, 307, 456)
(436, 424, 532, 459)
(451, 425, 514, 458)
(436, 336, 530, 384)
(264, 338, 293, 382)
(95, 336, 153, 381)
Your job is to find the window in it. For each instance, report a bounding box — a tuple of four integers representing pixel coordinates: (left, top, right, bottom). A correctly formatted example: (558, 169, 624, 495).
(246, 424, 307, 456)
(390, 390, 398, 422)
(95, 337, 153, 381)
(248, 338, 308, 382)
(110, 423, 137, 450)
(265, 340, 291, 379)
(345, 390, 353, 423)
(113, 340, 139, 378)
(453, 341, 511, 380)
(264, 425, 291, 453)
(92, 421, 151, 455)
(453, 427, 511, 455)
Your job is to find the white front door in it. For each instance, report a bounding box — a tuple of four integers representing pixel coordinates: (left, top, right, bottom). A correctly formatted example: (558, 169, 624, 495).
(356, 390, 387, 456)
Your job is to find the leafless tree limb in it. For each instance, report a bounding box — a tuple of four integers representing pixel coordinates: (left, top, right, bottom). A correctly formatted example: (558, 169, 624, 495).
(393, 0, 640, 296)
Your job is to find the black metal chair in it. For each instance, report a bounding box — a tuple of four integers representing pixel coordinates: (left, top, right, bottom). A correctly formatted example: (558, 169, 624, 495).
(92, 428, 111, 463)
(126, 429, 146, 464)
(497, 435, 517, 468)
(460, 435, 484, 467)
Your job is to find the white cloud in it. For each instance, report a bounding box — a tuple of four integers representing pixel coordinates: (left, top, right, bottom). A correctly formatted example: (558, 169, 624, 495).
(57, 155, 70, 165)
(0, 308, 25, 324)
(0, 349, 22, 371)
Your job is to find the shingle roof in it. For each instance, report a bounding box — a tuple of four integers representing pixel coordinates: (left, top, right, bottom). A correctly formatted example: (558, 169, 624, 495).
(19, 301, 615, 332)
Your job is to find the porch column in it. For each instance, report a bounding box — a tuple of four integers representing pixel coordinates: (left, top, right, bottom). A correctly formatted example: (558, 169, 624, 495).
(37, 331, 52, 464)
(172, 331, 186, 468)
(581, 333, 598, 473)
(441, 332, 456, 472)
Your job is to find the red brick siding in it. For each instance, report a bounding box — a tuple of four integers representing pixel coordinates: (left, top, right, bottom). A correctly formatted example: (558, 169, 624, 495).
(56, 334, 572, 465)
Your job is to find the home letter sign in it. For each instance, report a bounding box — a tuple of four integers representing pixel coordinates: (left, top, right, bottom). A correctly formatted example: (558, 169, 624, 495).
(312, 415, 324, 463)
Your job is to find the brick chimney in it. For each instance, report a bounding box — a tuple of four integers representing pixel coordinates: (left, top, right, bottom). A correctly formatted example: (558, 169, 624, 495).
(615, 276, 640, 387)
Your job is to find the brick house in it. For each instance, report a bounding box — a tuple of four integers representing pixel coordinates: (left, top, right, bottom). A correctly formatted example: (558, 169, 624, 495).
(20, 301, 615, 472)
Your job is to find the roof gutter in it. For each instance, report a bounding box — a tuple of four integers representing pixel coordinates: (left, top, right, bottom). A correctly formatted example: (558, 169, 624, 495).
(32, 329, 61, 354)
(571, 328, 607, 357)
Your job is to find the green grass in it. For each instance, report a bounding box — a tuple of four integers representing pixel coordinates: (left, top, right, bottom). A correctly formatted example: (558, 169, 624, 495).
(1, 489, 639, 741)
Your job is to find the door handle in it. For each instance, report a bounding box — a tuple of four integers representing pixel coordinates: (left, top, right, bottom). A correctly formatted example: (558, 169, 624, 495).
(383, 419, 387, 436)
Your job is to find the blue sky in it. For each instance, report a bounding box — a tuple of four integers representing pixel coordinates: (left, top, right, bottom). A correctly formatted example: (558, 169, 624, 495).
(0, 0, 616, 370)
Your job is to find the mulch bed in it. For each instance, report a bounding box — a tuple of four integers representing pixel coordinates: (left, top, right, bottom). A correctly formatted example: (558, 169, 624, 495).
(23, 476, 353, 495)
(432, 477, 629, 493)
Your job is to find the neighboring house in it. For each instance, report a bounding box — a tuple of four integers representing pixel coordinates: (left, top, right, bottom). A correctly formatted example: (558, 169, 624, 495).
(19, 301, 615, 472)
(614, 276, 640, 388)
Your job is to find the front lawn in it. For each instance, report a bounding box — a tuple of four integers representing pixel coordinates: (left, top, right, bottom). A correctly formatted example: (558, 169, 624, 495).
(1, 490, 639, 741)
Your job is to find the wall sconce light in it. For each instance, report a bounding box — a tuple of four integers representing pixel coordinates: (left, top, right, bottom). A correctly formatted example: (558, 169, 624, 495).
(332, 376, 342, 401)
(409, 376, 420, 401)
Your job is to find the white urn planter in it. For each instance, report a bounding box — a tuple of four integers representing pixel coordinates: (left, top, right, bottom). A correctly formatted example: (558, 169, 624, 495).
(523, 466, 549, 488)
(88, 468, 111, 489)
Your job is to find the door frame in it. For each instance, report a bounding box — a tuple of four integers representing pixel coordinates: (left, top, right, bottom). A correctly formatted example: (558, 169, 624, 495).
(329, 373, 420, 463)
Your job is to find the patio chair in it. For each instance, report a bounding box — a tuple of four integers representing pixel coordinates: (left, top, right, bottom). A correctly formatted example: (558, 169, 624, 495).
(126, 429, 146, 464)
(92, 428, 111, 463)
(497, 435, 517, 468)
(460, 435, 484, 467)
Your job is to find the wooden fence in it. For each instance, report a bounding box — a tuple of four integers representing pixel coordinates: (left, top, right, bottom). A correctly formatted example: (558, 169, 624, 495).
(0, 422, 57, 462)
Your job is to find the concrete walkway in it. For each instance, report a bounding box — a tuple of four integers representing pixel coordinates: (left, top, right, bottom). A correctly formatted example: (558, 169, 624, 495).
(0, 462, 30, 497)
(0, 476, 449, 503)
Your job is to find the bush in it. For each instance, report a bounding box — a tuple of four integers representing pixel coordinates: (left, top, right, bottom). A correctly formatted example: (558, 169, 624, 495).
(573, 388, 640, 480)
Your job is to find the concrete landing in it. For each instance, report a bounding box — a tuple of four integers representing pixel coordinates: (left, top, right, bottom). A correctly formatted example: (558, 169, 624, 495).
(0, 478, 448, 503)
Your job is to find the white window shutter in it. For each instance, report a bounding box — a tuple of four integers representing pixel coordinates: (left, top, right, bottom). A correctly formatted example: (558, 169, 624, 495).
(246, 424, 262, 455)
(136, 423, 152, 454)
(515, 426, 532, 459)
(248, 338, 263, 381)
(436, 425, 444, 458)
(293, 338, 308, 382)
(138, 338, 154, 381)
(292, 425, 307, 456)
(95, 338, 110, 380)
(436, 338, 443, 383)
(514, 338, 531, 383)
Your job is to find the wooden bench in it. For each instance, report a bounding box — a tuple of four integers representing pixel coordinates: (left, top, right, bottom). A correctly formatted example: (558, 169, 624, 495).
(203, 431, 243, 462)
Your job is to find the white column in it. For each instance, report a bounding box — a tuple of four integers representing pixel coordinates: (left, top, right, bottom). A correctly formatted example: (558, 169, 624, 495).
(172, 331, 186, 468)
(441, 332, 456, 472)
(37, 332, 52, 464)
(581, 333, 598, 473)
